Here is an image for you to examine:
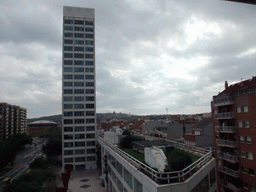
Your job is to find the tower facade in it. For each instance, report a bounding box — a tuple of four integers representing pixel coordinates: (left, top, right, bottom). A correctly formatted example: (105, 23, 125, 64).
(212, 77, 256, 191)
(62, 6, 96, 170)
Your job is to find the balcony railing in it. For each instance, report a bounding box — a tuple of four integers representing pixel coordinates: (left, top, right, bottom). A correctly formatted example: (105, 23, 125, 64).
(216, 139, 237, 148)
(219, 165, 240, 178)
(215, 126, 236, 133)
(98, 136, 213, 184)
(213, 96, 234, 107)
(214, 112, 235, 119)
(220, 179, 241, 192)
(217, 151, 239, 163)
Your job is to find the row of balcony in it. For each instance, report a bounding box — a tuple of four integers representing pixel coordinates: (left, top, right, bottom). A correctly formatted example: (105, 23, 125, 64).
(215, 126, 236, 133)
(216, 139, 237, 148)
(219, 179, 241, 192)
(217, 151, 239, 163)
(213, 96, 234, 107)
(214, 112, 235, 119)
(218, 165, 240, 178)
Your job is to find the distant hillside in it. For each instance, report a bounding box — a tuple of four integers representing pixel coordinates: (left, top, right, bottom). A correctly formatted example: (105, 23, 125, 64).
(27, 114, 62, 123)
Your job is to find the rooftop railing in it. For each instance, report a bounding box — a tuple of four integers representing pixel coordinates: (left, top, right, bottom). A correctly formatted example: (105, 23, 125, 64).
(98, 136, 213, 184)
(214, 112, 235, 119)
(213, 96, 234, 107)
(215, 126, 236, 133)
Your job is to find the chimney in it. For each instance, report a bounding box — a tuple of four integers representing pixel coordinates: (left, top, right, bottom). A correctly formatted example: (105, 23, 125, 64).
(225, 81, 228, 89)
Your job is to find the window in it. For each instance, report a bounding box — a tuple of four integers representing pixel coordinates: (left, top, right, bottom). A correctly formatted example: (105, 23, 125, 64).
(74, 54, 84, 58)
(75, 134, 85, 139)
(245, 121, 250, 128)
(87, 141, 95, 146)
(74, 96, 84, 101)
(64, 26, 73, 31)
(243, 105, 248, 112)
(86, 118, 95, 123)
(85, 82, 94, 87)
(74, 47, 84, 51)
(74, 27, 84, 31)
(86, 89, 94, 94)
(86, 104, 94, 108)
(85, 47, 94, 52)
(241, 150, 246, 158)
(64, 53, 73, 58)
(64, 82, 73, 87)
(74, 75, 84, 79)
(64, 89, 73, 94)
(87, 149, 95, 154)
(74, 119, 84, 124)
(237, 106, 241, 113)
(64, 96, 73, 101)
(64, 119, 73, 124)
(74, 67, 84, 72)
(124, 168, 133, 189)
(249, 168, 255, 176)
(64, 104, 73, 109)
(64, 112, 73, 117)
(64, 134, 73, 140)
(75, 141, 85, 147)
(85, 54, 93, 58)
(75, 126, 84, 131)
(75, 149, 85, 155)
(85, 61, 94, 65)
(64, 127, 73, 132)
(252, 185, 256, 192)
(86, 111, 94, 116)
(242, 166, 247, 173)
(240, 136, 244, 142)
(86, 68, 94, 72)
(64, 142, 73, 148)
(85, 34, 94, 38)
(64, 150, 73, 155)
(85, 27, 93, 32)
(74, 89, 84, 94)
(86, 75, 94, 79)
(64, 39, 73, 44)
(74, 33, 84, 38)
(64, 60, 73, 65)
(64, 46, 73, 51)
(74, 40, 84, 44)
(64, 75, 72, 79)
(74, 20, 84, 25)
(63, 67, 72, 72)
(248, 152, 253, 160)
(74, 61, 84, 65)
(85, 40, 94, 45)
(238, 121, 243, 128)
(86, 134, 95, 138)
(86, 96, 94, 101)
(64, 158, 73, 163)
(74, 82, 84, 87)
(246, 136, 252, 143)
(74, 103, 84, 109)
(244, 182, 249, 189)
(87, 156, 96, 161)
(85, 20, 93, 25)
(86, 126, 95, 131)
(64, 19, 73, 24)
(74, 111, 84, 116)
(64, 33, 73, 37)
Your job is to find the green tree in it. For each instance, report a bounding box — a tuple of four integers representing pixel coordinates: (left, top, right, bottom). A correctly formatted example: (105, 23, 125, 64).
(29, 157, 47, 170)
(165, 149, 192, 171)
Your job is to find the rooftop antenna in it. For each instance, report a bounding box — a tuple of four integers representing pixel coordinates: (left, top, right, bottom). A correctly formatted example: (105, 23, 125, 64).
(165, 106, 169, 115)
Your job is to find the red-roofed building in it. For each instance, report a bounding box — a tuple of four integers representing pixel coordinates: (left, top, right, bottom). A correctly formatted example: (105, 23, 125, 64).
(211, 76, 256, 191)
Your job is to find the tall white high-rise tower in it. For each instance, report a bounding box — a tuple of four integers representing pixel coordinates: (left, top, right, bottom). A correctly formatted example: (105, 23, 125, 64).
(62, 6, 96, 170)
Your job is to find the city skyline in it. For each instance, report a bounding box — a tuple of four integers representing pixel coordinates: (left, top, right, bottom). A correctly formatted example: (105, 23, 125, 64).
(1, 1, 256, 118)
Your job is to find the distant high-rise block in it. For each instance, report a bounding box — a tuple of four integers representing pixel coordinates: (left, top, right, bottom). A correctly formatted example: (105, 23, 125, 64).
(212, 76, 256, 191)
(62, 6, 96, 170)
(0, 102, 27, 142)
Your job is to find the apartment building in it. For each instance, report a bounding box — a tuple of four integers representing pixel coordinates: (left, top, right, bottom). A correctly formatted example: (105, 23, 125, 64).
(62, 6, 97, 170)
(98, 135, 217, 192)
(212, 77, 256, 192)
(0, 102, 27, 142)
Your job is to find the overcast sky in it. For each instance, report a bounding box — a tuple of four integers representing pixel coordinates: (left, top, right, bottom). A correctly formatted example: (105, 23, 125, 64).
(0, 0, 256, 118)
